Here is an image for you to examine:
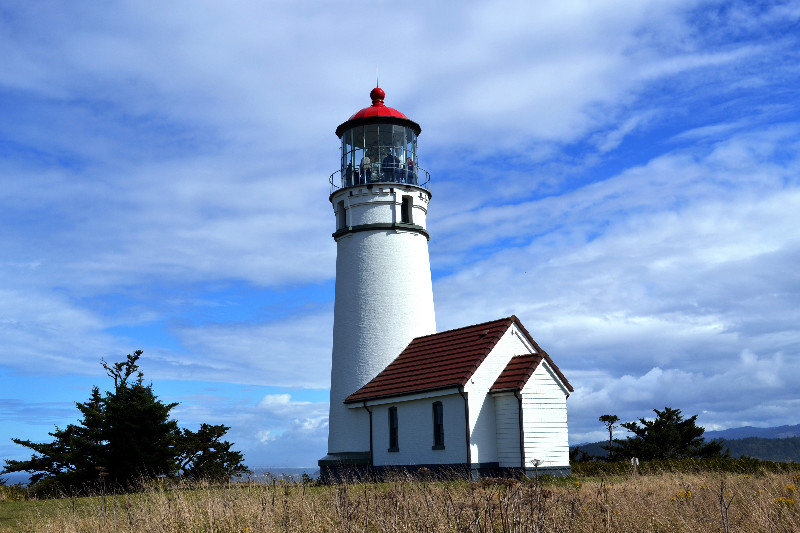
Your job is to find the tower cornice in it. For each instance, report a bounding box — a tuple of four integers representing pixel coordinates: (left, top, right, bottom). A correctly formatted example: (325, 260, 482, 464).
(329, 182, 432, 204)
(332, 222, 430, 241)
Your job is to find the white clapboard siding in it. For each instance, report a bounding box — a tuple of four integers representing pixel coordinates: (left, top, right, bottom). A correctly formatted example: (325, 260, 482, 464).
(520, 361, 570, 468)
(465, 324, 534, 464)
(371, 393, 466, 466)
(493, 392, 521, 467)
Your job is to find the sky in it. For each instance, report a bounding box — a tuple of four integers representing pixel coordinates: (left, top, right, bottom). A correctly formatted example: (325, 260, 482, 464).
(1, 0, 799, 468)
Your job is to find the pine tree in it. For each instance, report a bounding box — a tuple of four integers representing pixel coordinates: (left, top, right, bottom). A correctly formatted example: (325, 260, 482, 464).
(4, 387, 107, 489)
(2, 351, 247, 494)
(598, 414, 620, 460)
(100, 353, 180, 486)
(177, 423, 249, 482)
(608, 406, 726, 461)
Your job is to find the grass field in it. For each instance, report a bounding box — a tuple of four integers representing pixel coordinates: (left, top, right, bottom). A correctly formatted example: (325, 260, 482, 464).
(2, 469, 799, 532)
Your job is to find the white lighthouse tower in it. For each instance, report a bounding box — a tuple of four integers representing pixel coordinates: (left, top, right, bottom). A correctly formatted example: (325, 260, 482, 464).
(321, 87, 437, 469)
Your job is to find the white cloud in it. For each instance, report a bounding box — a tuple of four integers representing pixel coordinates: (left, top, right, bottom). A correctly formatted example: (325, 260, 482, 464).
(248, 393, 329, 466)
(166, 389, 329, 466)
(593, 111, 657, 153)
(256, 430, 280, 444)
(170, 311, 334, 388)
(2, 0, 794, 295)
(256, 393, 328, 429)
(0, 288, 124, 374)
(257, 394, 293, 410)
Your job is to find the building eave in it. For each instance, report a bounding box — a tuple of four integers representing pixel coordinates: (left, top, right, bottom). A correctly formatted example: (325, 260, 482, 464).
(345, 386, 461, 408)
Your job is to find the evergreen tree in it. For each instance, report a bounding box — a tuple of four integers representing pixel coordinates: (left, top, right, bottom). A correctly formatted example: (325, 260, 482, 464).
(4, 387, 107, 488)
(608, 406, 726, 461)
(2, 351, 247, 493)
(177, 423, 249, 481)
(598, 414, 620, 460)
(99, 353, 179, 486)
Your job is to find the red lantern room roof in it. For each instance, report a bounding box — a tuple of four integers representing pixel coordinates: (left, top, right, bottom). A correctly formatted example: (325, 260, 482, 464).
(348, 87, 409, 120)
(336, 86, 421, 138)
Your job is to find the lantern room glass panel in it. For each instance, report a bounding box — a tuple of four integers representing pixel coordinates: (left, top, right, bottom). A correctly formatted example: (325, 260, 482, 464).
(339, 124, 418, 186)
(364, 125, 379, 182)
(351, 126, 365, 185)
(342, 129, 351, 185)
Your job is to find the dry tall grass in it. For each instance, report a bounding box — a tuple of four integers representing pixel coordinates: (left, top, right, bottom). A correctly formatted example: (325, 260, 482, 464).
(9, 471, 800, 532)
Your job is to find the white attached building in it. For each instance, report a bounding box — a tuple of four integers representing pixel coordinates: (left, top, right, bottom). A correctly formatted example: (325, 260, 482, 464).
(319, 87, 572, 479)
(340, 315, 572, 477)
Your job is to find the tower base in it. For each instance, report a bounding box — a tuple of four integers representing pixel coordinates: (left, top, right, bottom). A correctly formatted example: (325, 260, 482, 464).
(318, 452, 371, 483)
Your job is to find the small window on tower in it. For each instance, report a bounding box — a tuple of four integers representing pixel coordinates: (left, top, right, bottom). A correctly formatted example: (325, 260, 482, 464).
(388, 406, 399, 452)
(432, 401, 444, 449)
(336, 200, 345, 230)
(401, 196, 412, 224)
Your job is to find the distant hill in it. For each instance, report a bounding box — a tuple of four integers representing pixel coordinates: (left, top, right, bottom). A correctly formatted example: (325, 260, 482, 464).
(704, 424, 800, 440)
(571, 440, 610, 458)
(721, 437, 800, 462)
(571, 435, 800, 463)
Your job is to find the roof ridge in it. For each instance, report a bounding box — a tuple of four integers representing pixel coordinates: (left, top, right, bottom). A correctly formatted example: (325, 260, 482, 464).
(490, 353, 544, 392)
(412, 316, 514, 340)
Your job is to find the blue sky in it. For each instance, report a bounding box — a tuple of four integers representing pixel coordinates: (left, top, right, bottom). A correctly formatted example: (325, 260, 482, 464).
(1, 0, 800, 468)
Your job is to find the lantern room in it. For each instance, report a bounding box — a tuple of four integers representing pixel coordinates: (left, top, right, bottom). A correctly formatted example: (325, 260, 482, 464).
(333, 87, 427, 189)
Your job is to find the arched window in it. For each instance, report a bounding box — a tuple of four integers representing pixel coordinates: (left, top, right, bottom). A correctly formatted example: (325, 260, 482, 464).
(388, 406, 399, 452)
(432, 401, 444, 449)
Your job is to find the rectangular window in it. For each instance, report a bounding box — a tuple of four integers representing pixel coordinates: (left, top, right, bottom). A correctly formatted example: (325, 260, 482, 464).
(388, 406, 399, 452)
(336, 200, 345, 230)
(432, 401, 444, 449)
(401, 196, 412, 224)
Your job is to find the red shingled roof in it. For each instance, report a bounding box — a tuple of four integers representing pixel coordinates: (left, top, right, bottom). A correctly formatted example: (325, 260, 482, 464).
(489, 354, 544, 392)
(344, 315, 572, 404)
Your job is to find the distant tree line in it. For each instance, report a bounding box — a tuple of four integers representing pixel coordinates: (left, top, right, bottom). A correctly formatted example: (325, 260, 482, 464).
(571, 407, 726, 463)
(2, 351, 248, 495)
(573, 407, 800, 465)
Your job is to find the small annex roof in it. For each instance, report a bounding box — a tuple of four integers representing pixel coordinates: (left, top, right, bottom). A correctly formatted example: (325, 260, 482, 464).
(489, 354, 545, 393)
(344, 315, 572, 404)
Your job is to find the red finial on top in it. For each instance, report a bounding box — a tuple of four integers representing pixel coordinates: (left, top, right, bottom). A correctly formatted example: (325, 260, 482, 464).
(370, 87, 385, 106)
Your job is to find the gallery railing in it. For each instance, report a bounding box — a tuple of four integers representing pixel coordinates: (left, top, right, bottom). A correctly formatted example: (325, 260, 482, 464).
(330, 166, 430, 194)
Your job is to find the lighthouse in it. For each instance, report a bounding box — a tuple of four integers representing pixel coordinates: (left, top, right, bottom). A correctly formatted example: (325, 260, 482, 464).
(319, 87, 572, 480)
(322, 87, 437, 466)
